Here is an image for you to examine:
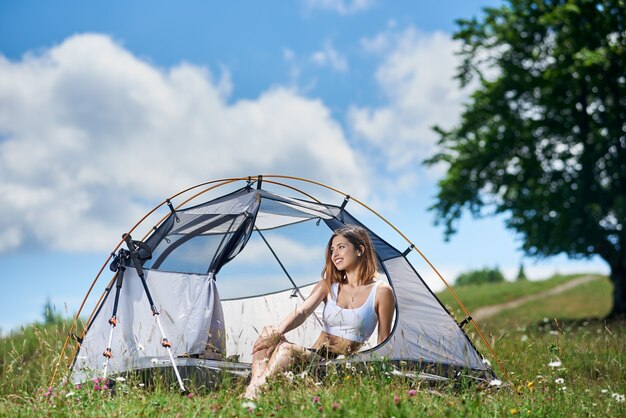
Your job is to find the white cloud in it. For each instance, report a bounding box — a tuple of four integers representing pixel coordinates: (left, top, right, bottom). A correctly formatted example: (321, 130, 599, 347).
(310, 41, 348, 73)
(0, 33, 369, 254)
(349, 27, 471, 178)
(303, 0, 375, 15)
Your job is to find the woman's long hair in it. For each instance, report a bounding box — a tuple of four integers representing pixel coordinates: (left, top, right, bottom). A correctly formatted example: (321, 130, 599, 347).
(322, 225, 378, 297)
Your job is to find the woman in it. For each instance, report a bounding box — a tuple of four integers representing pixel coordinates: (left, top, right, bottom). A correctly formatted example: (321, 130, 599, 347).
(244, 225, 396, 399)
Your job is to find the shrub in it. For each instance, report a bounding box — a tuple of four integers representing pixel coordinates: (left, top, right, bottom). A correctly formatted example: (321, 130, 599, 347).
(455, 267, 505, 286)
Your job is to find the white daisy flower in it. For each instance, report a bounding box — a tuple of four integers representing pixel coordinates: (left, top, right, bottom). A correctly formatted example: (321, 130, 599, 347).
(547, 360, 562, 368)
(241, 401, 256, 410)
(489, 379, 502, 387)
(555, 378, 565, 384)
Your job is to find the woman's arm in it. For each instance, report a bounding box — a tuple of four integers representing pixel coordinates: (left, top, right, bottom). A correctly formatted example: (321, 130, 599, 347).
(252, 279, 329, 353)
(375, 284, 395, 344)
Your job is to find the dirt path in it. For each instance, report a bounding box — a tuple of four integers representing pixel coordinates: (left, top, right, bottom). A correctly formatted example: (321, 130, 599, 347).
(471, 275, 599, 321)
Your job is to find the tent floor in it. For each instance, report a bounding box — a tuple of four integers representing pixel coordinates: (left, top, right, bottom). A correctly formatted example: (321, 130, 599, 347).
(108, 357, 251, 390)
(102, 357, 475, 392)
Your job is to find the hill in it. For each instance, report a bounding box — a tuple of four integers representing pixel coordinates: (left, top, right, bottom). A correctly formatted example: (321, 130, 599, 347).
(1, 274, 624, 416)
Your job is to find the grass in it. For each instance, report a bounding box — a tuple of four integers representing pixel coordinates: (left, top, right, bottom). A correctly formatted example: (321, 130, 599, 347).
(1, 274, 624, 416)
(436, 273, 595, 313)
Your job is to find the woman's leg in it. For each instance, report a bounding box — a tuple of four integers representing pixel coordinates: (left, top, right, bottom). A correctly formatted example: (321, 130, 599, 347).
(245, 327, 282, 399)
(244, 341, 313, 399)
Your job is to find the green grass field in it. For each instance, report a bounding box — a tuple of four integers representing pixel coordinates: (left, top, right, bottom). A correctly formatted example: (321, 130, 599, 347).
(1, 275, 624, 417)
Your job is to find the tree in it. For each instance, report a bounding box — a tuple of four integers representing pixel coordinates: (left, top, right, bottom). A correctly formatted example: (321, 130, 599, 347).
(42, 299, 63, 325)
(456, 267, 506, 286)
(427, 0, 626, 317)
(516, 263, 528, 281)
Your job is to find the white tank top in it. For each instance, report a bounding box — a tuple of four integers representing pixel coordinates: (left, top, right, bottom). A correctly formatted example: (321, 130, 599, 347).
(322, 281, 382, 343)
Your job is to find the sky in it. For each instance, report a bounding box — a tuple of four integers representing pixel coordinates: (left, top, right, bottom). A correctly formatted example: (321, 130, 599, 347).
(0, 0, 609, 334)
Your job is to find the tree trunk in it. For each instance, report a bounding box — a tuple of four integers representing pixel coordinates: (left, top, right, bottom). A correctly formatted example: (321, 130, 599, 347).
(608, 262, 626, 319)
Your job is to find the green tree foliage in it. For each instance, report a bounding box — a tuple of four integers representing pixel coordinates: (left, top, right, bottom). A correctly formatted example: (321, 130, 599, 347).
(456, 267, 506, 286)
(42, 299, 63, 325)
(427, 0, 626, 316)
(517, 263, 528, 281)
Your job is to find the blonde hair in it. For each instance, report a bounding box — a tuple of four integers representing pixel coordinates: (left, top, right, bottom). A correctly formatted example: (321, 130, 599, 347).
(322, 225, 378, 295)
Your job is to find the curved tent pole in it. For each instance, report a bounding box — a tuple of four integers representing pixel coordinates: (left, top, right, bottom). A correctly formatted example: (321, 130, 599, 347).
(51, 175, 508, 386)
(256, 175, 509, 380)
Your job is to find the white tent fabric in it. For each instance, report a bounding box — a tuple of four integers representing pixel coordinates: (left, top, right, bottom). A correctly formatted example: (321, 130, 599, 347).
(355, 257, 485, 369)
(71, 185, 492, 384)
(73, 270, 223, 383)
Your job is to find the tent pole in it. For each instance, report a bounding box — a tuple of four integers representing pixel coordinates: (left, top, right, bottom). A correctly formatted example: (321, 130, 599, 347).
(255, 228, 323, 327)
(101, 252, 127, 379)
(123, 234, 187, 393)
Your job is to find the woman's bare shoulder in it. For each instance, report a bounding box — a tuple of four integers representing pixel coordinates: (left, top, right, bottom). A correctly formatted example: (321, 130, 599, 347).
(375, 282, 394, 300)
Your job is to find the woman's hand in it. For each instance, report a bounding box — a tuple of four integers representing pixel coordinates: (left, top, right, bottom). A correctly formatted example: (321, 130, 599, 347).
(252, 326, 284, 354)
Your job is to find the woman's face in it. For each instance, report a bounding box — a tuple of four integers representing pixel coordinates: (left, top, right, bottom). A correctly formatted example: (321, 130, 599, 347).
(330, 235, 360, 272)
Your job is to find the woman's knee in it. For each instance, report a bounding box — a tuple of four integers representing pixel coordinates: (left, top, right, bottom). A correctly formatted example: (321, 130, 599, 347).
(273, 342, 295, 359)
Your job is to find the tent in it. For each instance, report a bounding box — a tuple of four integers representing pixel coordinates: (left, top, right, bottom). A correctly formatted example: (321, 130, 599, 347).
(52, 176, 502, 391)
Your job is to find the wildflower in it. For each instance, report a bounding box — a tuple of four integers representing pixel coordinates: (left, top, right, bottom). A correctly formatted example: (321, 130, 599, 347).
(601, 389, 608, 394)
(612, 393, 625, 403)
(555, 378, 564, 384)
(547, 360, 562, 368)
(138, 383, 145, 387)
(489, 379, 502, 387)
(65, 391, 75, 398)
(312, 396, 320, 403)
(187, 393, 194, 399)
(94, 385, 101, 391)
(345, 361, 352, 368)
(297, 371, 308, 379)
(520, 334, 528, 342)
(332, 402, 340, 410)
(526, 381, 534, 390)
(283, 371, 294, 381)
(102, 384, 109, 390)
(241, 401, 256, 410)
(559, 387, 567, 391)
(393, 394, 400, 405)
(509, 408, 519, 415)
(115, 376, 126, 382)
(408, 389, 416, 397)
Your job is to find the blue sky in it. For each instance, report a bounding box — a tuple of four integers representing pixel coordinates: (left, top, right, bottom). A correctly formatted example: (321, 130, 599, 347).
(0, 0, 608, 333)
